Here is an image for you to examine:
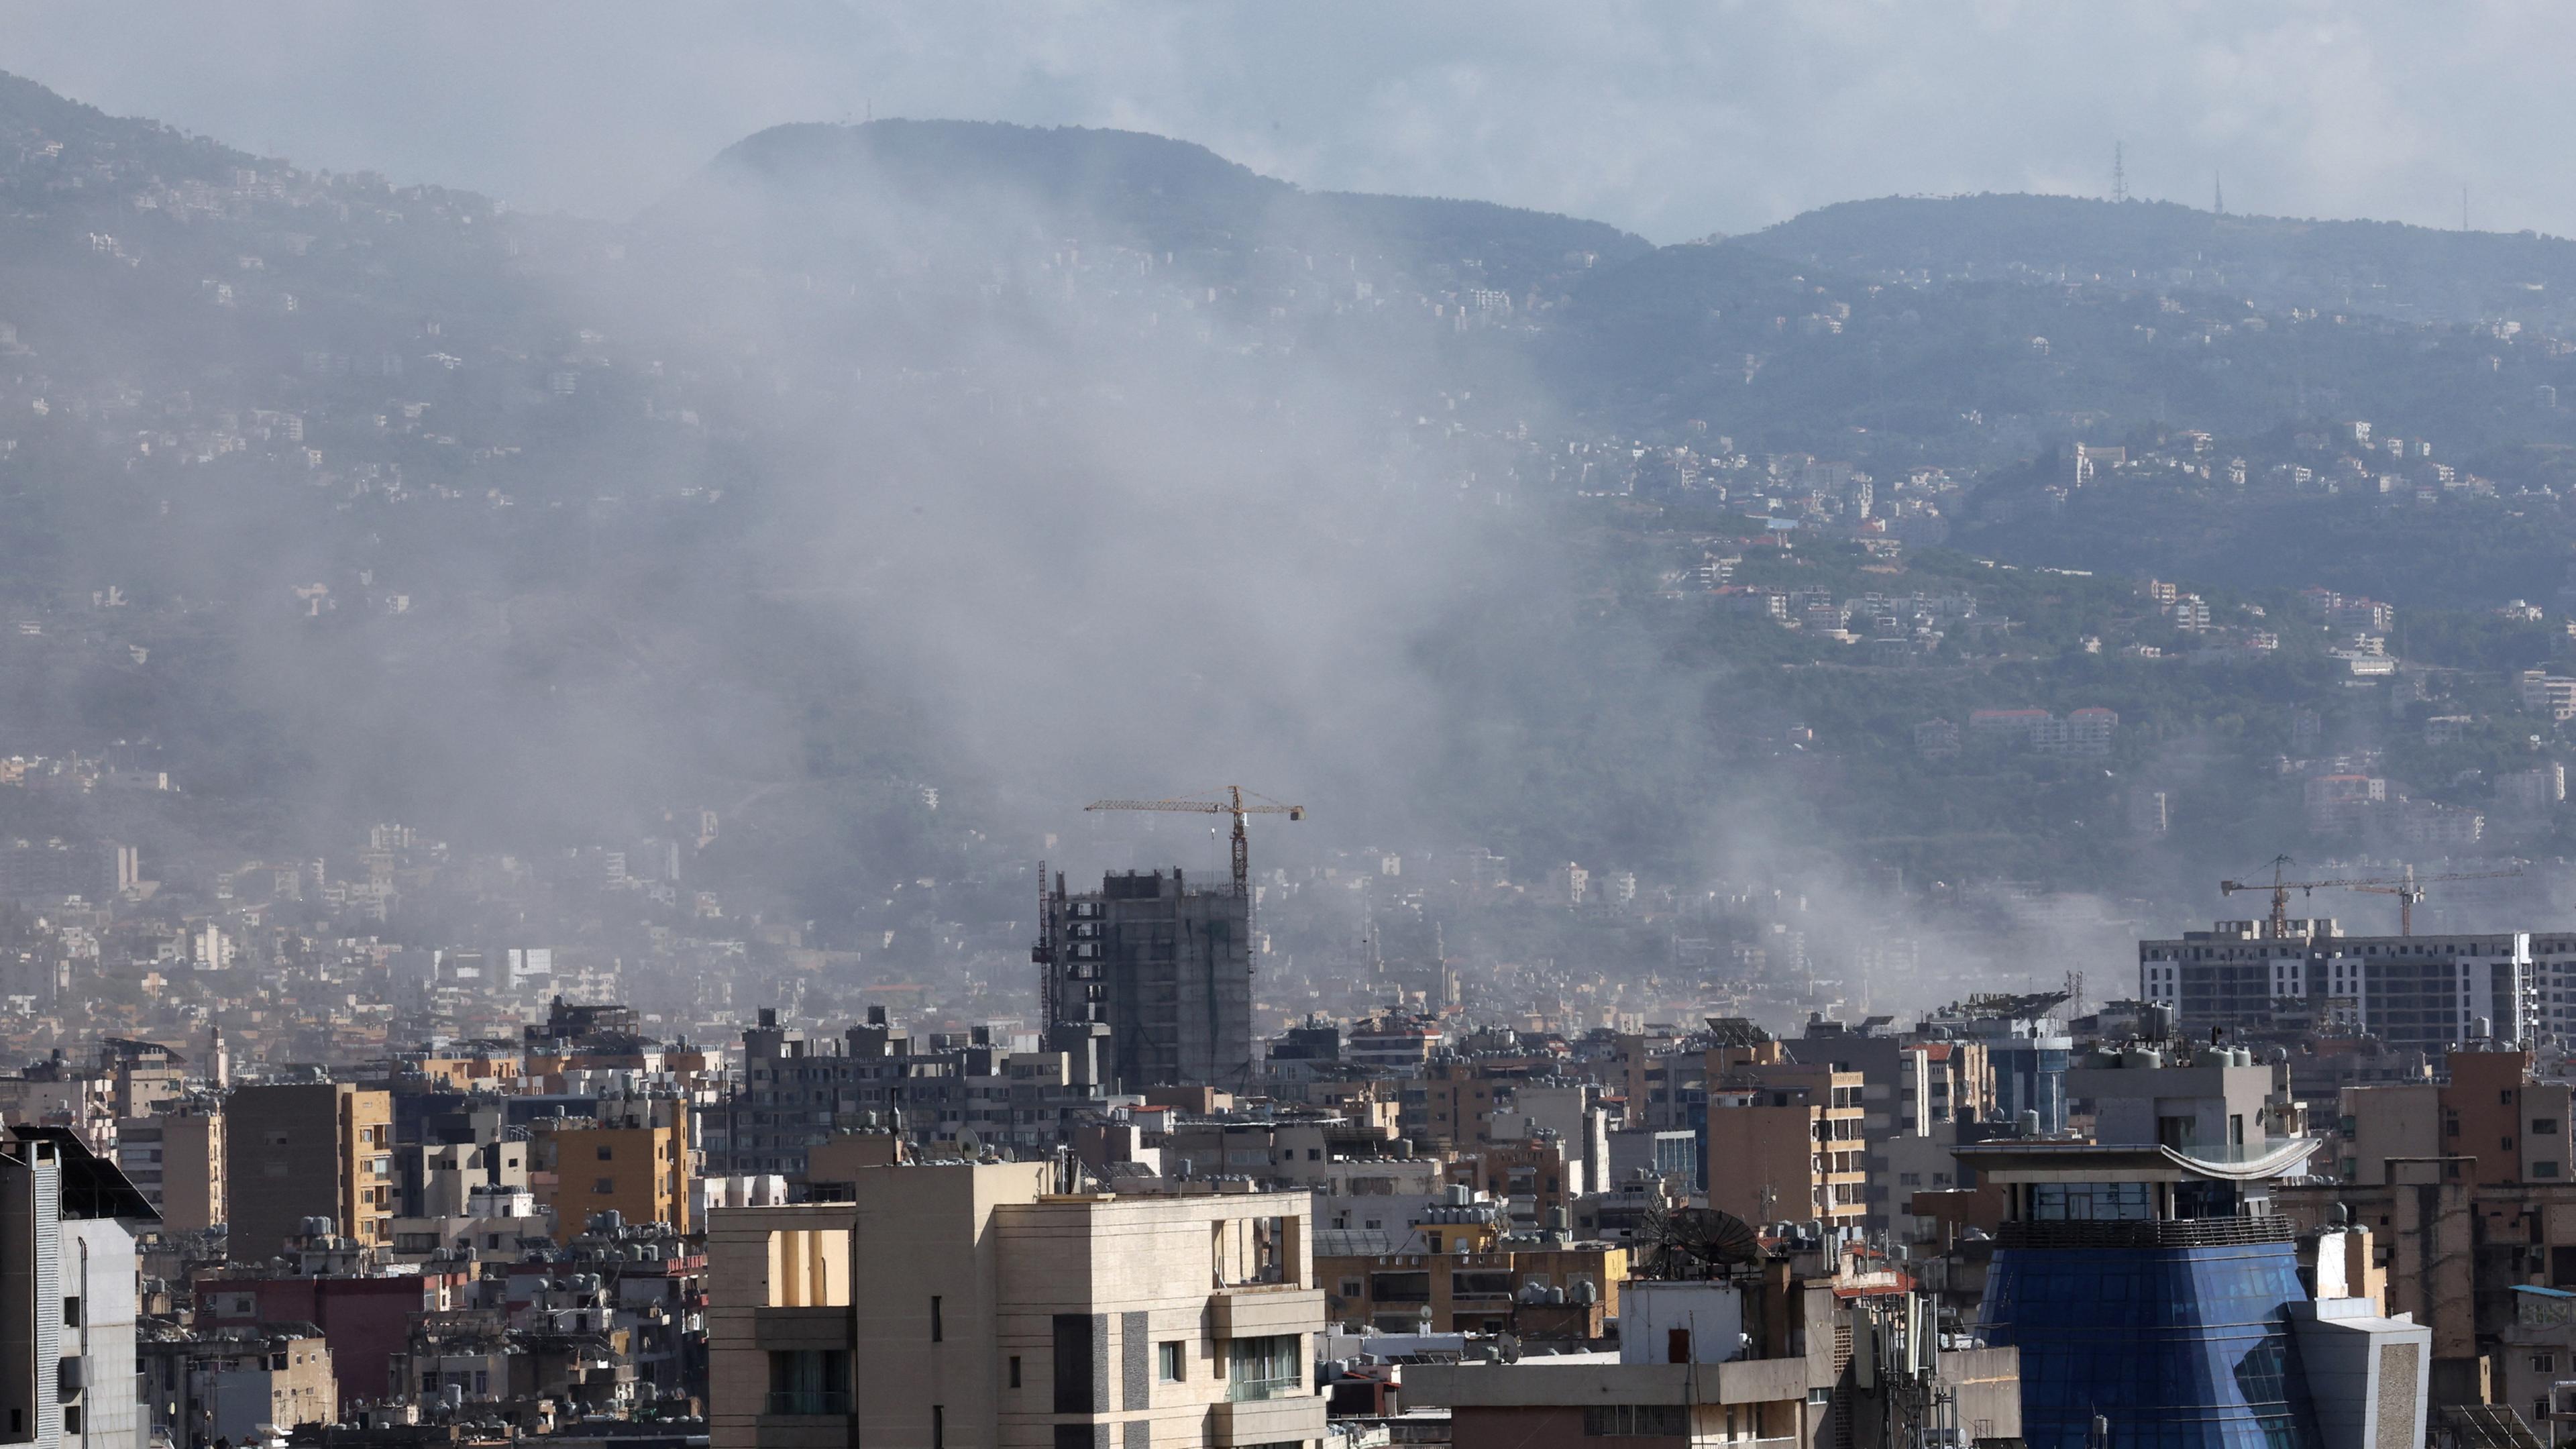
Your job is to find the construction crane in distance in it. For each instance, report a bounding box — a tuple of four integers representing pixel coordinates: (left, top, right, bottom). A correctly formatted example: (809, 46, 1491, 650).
(1083, 787, 1305, 896)
(2218, 855, 2407, 938)
(2343, 864, 2522, 936)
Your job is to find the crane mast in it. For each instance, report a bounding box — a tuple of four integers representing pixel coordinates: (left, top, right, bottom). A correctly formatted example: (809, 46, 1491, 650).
(2344, 863, 2522, 936)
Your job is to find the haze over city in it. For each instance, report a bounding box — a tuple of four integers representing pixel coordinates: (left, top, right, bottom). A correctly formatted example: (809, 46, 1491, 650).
(0, 11, 2561, 1449)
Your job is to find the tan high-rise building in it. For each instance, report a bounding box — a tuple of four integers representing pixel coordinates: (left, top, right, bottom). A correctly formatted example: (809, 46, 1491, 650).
(708, 1163, 1326, 1449)
(115, 1102, 224, 1232)
(1704, 1060, 1868, 1230)
(223, 1083, 393, 1262)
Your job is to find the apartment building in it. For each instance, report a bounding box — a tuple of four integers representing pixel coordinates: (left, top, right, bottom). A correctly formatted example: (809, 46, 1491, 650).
(708, 1162, 1327, 1449)
(1042, 867, 1255, 1092)
(224, 1082, 394, 1262)
(1407, 1270, 2019, 1449)
(530, 1093, 693, 1236)
(137, 1325, 336, 1448)
(113, 1099, 223, 1232)
(1704, 1061, 1866, 1232)
(2064, 1047, 2298, 1155)
(0, 1128, 155, 1449)
(2141, 919, 2536, 1055)
(2334, 1046, 2573, 1187)
(1318, 1230, 1627, 1335)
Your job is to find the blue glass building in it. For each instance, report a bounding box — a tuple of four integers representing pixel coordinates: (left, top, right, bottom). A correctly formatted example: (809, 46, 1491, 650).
(1990, 1036, 2072, 1134)
(1925, 991, 2072, 1132)
(1962, 1140, 2332, 1449)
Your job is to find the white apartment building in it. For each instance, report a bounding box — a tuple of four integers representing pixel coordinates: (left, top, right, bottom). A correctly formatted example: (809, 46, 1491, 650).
(2139, 919, 2535, 1055)
(0, 1129, 152, 1449)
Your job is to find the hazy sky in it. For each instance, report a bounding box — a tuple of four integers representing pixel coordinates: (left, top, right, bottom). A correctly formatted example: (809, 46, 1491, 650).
(1, 1, 2567, 242)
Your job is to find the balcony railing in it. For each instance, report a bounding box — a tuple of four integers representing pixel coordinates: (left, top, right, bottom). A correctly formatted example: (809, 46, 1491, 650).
(1996, 1214, 2294, 1250)
(1227, 1377, 1302, 1403)
(765, 1391, 851, 1416)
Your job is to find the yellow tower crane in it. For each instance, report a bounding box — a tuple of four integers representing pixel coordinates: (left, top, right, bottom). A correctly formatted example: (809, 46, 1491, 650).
(2343, 864, 2522, 936)
(2218, 855, 2406, 938)
(1083, 786, 1305, 896)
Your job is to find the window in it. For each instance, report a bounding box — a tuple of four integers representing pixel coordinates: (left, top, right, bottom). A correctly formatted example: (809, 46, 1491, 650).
(2538, 1119, 2563, 1135)
(933, 1405, 945, 1449)
(2028, 1182, 2151, 1221)
(1053, 1314, 1097, 1413)
(1159, 1340, 1184, 1383)
(2535, 1354, 2559, 1374)
(1369, 1271, 1430, 1303)
(931, 1296, 943, 1342)
(594, 1178, 616, 1194)
(1008, 1355, 1022, 1389)
(1226, 1335, 1300, 1402)
(766, 1349, 850, 1415)
(62, 1407, 79, 1437)
(597, 1145, 614, 1161)
(61, 1297, 78, 1328)
(1583, 1406, 1688, 1436)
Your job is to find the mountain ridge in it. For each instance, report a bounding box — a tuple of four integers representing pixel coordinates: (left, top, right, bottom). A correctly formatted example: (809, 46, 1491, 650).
(661, 117, 1654, 298)
(1727, 192, 2576, 325)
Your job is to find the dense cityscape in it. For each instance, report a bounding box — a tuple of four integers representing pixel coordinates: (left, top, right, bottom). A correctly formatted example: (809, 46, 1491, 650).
(10, 13, 2576, 1449)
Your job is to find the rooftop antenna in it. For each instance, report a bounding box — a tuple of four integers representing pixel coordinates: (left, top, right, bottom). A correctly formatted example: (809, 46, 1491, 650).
(2112, 142, 2128, 204)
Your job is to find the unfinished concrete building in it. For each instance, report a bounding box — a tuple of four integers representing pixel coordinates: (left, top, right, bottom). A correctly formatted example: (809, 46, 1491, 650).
(1042, 868, 1253, 1093)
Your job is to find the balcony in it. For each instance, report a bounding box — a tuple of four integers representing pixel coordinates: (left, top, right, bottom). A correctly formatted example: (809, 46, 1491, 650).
(1228, 1373, 1303, 1404)
(1210, 1393, 1326, 1446)
(763, 1391, 849, 1416)
(1210, 1286, 1324, 1339)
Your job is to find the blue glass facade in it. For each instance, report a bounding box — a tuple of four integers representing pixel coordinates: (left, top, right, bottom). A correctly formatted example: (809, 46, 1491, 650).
(1990, 1042, 2071, 1133)
(1978, 1241, 2322, 1449)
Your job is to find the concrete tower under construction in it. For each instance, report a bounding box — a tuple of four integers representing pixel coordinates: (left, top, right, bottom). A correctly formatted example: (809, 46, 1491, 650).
(1039, 867, 1253, 1091)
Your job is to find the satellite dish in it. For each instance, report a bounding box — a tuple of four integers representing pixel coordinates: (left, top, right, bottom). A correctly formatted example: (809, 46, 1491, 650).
(1654, 1208, 1763, 1275)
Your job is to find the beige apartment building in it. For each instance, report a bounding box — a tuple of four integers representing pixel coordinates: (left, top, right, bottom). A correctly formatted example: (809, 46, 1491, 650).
(708, 1161, 1328, 1449)
(1705, 1058, 1868, 1230)
(116, 1100, 224, 1232)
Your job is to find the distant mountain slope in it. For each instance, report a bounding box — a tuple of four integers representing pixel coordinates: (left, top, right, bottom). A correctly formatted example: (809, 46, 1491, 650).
(1730, 194, 2576, 326)
(655, 118, 1650, 297)
(0, 68, 253, 190)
